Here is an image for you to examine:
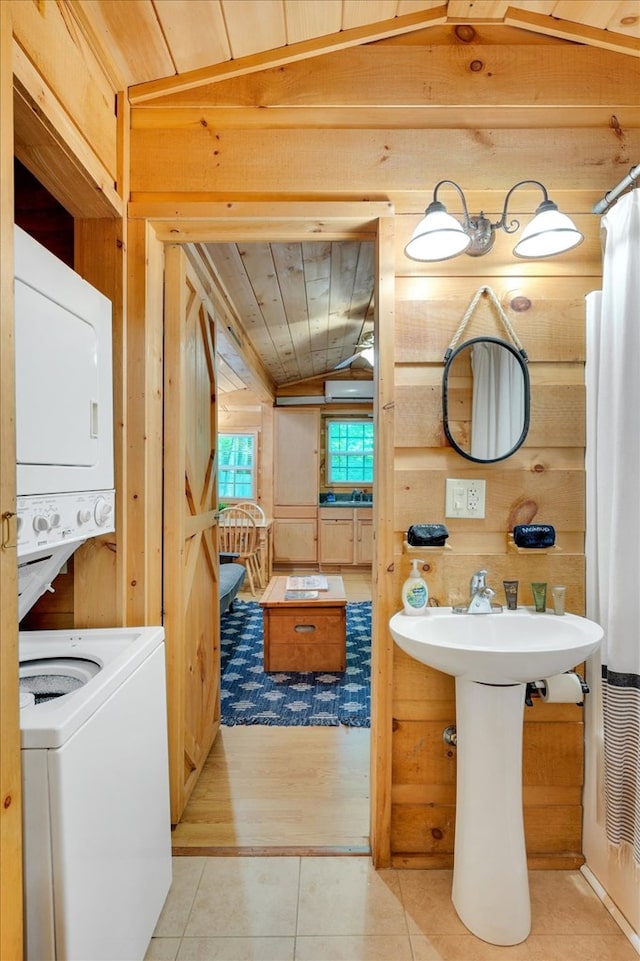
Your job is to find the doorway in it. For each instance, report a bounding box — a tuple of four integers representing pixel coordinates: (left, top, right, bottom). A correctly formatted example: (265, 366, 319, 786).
(171, 237, 375, 852)
(128, 203, 395, 864)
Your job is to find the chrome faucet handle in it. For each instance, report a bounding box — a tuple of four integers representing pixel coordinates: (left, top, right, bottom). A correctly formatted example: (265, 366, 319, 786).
(470, 569, 488, 594)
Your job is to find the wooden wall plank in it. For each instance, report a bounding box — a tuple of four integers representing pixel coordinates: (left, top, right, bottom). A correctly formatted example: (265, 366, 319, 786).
(125, 221, 165, 624)
(11, 0, 118, 176)
(130, 126, 640, 200)
(138, 44, 640, 107)
(74, 219, 127, 627)
(0, 3, 22, 955)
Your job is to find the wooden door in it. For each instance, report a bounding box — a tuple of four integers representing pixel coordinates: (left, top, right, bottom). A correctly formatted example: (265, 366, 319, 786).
(163, 245, 220, 823)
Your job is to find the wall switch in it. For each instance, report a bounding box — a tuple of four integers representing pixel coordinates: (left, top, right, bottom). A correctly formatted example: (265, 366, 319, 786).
(445, 478, 486, 519)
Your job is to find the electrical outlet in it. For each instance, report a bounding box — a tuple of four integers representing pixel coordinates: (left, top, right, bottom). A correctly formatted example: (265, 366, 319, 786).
(445, 478, 486, 519)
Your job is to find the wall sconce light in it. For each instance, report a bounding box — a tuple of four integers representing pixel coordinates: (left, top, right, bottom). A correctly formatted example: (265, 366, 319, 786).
(404, 180, 584, 262)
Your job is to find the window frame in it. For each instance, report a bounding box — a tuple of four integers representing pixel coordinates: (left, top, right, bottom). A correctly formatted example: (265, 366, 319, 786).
(326, 418, 374, 487)
(217, 430, 258, 503)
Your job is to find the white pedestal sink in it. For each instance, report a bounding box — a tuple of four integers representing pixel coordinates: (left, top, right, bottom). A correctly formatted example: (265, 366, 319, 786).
(389, 606, 603, 946)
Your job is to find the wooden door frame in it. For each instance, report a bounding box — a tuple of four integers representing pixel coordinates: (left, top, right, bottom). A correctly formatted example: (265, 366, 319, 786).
(127, 202, 396, 866)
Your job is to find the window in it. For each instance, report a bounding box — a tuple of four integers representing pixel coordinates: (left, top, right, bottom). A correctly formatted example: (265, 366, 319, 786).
(218, 433, 257, 501)
(327, 420, 374, 485)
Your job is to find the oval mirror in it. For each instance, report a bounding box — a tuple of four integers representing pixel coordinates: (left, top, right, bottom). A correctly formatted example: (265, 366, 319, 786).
(442, 336, 530, 463)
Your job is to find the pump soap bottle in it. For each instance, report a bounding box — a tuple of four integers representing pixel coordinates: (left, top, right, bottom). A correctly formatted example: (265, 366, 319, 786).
(402, 559, 429, 615)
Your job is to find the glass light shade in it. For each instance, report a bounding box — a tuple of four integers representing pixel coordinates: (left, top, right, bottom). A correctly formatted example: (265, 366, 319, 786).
(359, 346, 375, 365)
(404, 209, 471, 261)
(513, 207, 583, 258)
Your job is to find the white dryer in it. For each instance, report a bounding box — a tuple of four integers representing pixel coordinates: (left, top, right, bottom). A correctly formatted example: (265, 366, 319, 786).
(20, 626, 172, 961)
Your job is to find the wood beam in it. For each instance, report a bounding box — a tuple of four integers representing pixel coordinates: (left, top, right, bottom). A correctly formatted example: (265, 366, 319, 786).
(505, 7, 640, 58)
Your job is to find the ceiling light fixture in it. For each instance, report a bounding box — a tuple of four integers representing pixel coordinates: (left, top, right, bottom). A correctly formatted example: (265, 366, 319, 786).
(404, 179, 584, 262)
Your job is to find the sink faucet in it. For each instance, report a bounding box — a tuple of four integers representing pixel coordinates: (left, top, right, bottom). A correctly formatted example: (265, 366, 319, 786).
(467, 569, 496, 614)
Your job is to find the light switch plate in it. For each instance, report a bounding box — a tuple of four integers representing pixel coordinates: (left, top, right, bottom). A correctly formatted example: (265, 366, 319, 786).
(445, 478, 486, 519)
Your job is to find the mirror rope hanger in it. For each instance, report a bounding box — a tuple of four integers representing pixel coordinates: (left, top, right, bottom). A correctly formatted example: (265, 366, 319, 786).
(444, 286, 528, 363)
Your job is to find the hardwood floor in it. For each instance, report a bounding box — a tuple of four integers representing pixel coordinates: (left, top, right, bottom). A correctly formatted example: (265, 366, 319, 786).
(172, 571, 372, 855)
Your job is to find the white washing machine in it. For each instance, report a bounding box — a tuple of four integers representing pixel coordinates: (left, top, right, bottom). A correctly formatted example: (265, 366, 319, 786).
(20, 625, 172, 961)
(14, 226, 172, 959)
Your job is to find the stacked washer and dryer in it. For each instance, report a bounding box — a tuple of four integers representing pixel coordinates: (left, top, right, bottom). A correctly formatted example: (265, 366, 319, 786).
(14, 226, 172, 961)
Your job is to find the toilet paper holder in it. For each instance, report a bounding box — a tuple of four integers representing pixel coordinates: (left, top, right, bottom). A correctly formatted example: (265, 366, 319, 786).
(525, 671, 589, 706)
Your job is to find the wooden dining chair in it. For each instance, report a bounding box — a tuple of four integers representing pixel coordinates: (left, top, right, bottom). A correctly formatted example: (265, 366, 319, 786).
(234, 503, 267, 586)
(217, 506, 261, 597)
(235, 501, 266, 521)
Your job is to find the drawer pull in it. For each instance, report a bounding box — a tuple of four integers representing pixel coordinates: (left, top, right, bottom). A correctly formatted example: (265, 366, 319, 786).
(295, 624, 316, 633)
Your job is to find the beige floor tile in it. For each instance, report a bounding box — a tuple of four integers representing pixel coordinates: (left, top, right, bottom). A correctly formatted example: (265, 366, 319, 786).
(411, 934, 530, 960)
(528, 872, 623, 936)
(145, 937, 181, 960)
(526, 934, 639, 960)
(297, 857, 407, 936)
(397, 869, 468, 936)
(176, 936, 295, 960)
(154, 858, 207, 937)
(184, 857, 300, 938)
(294, 934, 413, 960)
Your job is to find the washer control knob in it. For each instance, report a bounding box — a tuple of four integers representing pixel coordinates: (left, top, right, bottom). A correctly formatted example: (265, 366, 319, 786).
(94, 498, 113, 527)
(33, 515, 50, 533)
(77, 509, 92, 525)
(50, 513, 61, 529)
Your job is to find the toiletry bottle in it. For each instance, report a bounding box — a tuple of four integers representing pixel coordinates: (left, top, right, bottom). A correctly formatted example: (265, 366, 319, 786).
(402, 559, 429, 615)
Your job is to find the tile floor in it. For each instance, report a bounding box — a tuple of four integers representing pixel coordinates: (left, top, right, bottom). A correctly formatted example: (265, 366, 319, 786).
(145, 856, 637, 961)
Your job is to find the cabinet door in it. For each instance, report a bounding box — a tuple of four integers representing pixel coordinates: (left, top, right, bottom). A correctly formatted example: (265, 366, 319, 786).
(355, 516, 374, 565)
(273, 516, 318, 563)
(274, 409, 319, 506)
(319, 517, 354, 564)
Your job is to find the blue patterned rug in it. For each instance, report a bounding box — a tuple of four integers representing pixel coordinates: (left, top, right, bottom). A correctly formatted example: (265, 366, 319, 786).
(220, 600, 371, 727)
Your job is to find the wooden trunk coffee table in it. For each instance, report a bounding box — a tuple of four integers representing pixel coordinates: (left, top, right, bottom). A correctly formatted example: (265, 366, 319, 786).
(260, 575, 347, 672)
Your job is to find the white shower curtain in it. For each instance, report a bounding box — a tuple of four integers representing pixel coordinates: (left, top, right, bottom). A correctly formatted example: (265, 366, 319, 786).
(470, 342, 524, 460)
(586, 188, 640, 864)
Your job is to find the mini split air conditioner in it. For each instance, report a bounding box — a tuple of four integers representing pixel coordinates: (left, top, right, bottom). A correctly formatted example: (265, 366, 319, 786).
(324, 380, 374, 402)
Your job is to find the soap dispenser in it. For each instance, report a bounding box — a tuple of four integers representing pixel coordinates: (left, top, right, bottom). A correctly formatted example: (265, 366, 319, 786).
(402, 559, 429, 615)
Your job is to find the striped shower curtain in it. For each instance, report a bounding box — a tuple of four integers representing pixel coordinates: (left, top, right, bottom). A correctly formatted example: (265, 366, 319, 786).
(586, 188, 640, 864)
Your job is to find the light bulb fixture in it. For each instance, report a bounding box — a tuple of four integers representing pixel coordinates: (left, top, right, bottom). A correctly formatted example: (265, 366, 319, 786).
(359, 345, 375, 366)
(404, 179, 584, 262)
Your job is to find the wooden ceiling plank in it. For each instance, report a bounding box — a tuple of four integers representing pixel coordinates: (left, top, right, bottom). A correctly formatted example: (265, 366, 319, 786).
(301, 241, 332, 374)
(553, 0, 621, 31)
(239, 243, 301, 381)
(607, 1, 640, 38)
(505, 7, 640, 55)
(447, 0, 510, 18)
(73, 0, 175, 86)
(328, 241, 364, 355)
(284, 0, 342, 43)
(221, 0, 286, 60)
(342, 1, 400, 30)
(128, 5, 449, 102)
(203, 242, 285, 379)
(190, 244, 276, 400)
(351, 243, 377, 337)
(153, 0, 232, 72)
(271, 243, 316, 380)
